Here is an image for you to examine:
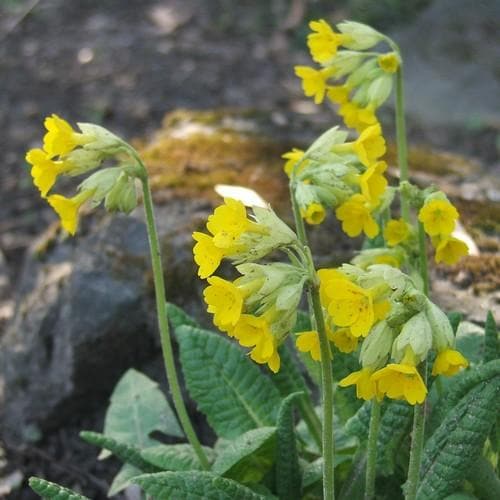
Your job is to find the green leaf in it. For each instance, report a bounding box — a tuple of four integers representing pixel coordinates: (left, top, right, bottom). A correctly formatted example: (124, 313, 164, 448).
(484, 311, 498, 362)
(212, 427, 276, 483)
(176, 325, 282, 439)
(167, 302, 200, 329)
(133, 471, 269, 499)
(275, 392, 302, 500)
(28, 477, 90, 500)
(272, 341, 309, 398)
(79, 431, 159, 472)
(416, 375, 500, 500)
(376, 400, 413, 475)
(447, 311, 462, 334)
(100, 368, 183, 459)
(141, 444, 216, 471)
(345, 401, 372, 443)
(108, 464, 142, 497)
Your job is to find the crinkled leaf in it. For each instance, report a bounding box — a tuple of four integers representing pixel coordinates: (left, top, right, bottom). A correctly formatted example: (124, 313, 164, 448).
(100, 368, 182, 459)
(176, 326, 282, 439)
(166, 302, 200, 329)
(133, 471, 269, 499)
(484, 311, 498, 363)
(275, 393, 302, 500)
(212, 427, 276, 483)
(141, 444, 216, 471)
(28, 477, 90, 500)
(108, 463, 142, 497)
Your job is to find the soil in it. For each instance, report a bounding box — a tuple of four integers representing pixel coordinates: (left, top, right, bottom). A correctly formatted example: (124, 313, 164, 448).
(1, 1, 498, 498)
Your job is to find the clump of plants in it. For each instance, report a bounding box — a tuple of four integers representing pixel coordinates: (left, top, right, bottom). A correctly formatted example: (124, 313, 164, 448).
(26, 18, 498, 500)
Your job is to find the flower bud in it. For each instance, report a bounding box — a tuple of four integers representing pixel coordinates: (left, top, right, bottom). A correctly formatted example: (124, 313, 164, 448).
(336, 21, 384, 50)
(425, 300, 454, 352)
(392, 311, 433, 363)
(104, 172, 137, 214)
(78, 167, 121, 204)
(77, 123, 124, 154)
(367, 74, 393, 107)
(360, 320, 394, 368)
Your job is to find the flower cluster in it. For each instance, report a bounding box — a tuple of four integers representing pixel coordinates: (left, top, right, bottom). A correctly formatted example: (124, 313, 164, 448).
(311, 264, 468, 404)
(26, 115, 139, 235)
(193, 199, 306, 372)
(418, 193, 469, 265)
(295, 19, 398, 132)
(284, 124, 390, 240)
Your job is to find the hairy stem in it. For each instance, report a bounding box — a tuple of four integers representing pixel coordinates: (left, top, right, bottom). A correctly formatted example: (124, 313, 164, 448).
(290, 180, 335, 499)
(365, 400, 381, 500)
(140, 176, 210, 470)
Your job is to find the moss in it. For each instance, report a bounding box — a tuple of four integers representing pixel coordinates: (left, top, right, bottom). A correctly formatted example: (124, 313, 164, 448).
(454, 199, 500, 234)
(136, 109, 292, 212)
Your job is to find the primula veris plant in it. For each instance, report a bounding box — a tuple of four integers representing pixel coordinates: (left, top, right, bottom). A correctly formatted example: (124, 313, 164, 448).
(27, 18, 499, 500)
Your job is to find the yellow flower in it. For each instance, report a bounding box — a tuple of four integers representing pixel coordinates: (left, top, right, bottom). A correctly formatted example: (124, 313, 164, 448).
(339, 102, 377, 132)
(192, 232, 225, 279)
(206, 198, 267, 248)
(295, 330, 335, 362)
(327, 85, 350, 105)
(324, 277, 375, 337)
(294, 66, 333, 104)
(43, 114, 92, 157)
(329, 327, 359, 353)
(360, 161, 388, 204)
(371, 363, 427, 405)
(282, 148, 306, 176)
(418, 199, 459, 237)
(432, 349, 468, 376)
(318, 268, 346, 306)
(239, 319, 280, 373)
(46, 190, 93, 235)
(383, 218, 411, 247)
(378, 53, 400, 73)
(307, 19, 349, 64)
(336, 194, 379, 239)
(374, 300, 391, 321)
(352, 123, 386, 167)
(339, 368, 380, 401)
(203, 276, 244, 329)
(434, 236, 468, 265)
(301, 203, 326, 225)
(26, 148, 73, 197)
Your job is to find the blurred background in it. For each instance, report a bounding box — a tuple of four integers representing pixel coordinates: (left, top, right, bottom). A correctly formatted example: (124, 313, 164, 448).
(0, 0, 499, 498)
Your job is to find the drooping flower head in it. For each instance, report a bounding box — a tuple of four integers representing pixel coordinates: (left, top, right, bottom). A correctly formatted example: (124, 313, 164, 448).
(359, 161, 388, 204)
(301, 202, 327, 225)
(294, 66, 334, 104)
(432, 349, 468, 376)
(26, 148, 73, 197)
(377, 53, 400, 73)
(192, 232, 226, 279)
(383, 218, 411, 247)
(43, 114, 94, 157)
(307, 19, 350, 64)
(339, 368, 381, 401)
(282, 148, 307, 176)
(46, 190, 94, 235)
(433, 236, 468, 265)
(352, 123, 386, 167)
(203, 276, 244, 331)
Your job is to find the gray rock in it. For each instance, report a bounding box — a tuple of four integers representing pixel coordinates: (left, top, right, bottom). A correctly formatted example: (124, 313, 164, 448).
(0, 200, 210, 444)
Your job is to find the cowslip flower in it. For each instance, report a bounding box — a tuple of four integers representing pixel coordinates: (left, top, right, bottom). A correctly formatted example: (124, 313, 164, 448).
(339, 368, 380, 401)
(206, 198, 268, 248)
(335, 194, 379, 238)
(338, 102, 378, 132)
(294, 66, 334, 104)
(203, 276, 244, 330)
(46, 190, 94, 235)
(296, 329, 336, 361)
(327, 85, 351, 105)
(377, 53, 400, 73)
(371, 362, 427, 405)
(43, 114, 93, 157)
(26, 148, 73, 197)
(192, 232, 226, 279)
(352, 123, 386, 167)
(418, 198, 459, 237)
(324, 277, 375, 337)
(432, 349, 468, 376)
(307, 19, 351, 64)
(383, 218, 411, 247)
(359, 161, 388, 204)
(329, 327, 359, 353)
(301, 202, 326, 225)
(282, 148, 307, 176)
(433, 235, 468, 265)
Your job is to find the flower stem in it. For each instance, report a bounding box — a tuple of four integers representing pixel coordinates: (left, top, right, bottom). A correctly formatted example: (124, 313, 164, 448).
(290, 180, 335, 500)
(395, 65, 410, 223)
(365, 399, 381, 500)
(140, 175, 210, 470)
(394, 59, 430, 500)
